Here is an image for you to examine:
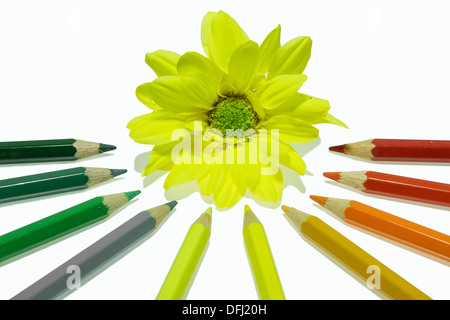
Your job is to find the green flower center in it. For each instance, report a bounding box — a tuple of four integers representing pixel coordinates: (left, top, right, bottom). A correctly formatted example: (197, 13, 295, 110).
(209, 97, 258, 136)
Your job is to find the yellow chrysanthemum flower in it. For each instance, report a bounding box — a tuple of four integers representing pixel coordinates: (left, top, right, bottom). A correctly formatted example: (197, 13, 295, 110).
(127, 10, 346, 208)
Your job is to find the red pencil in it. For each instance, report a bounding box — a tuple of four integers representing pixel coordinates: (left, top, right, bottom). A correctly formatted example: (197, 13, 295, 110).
(329, 139, 450, 162)
(324, 170, 450, 208)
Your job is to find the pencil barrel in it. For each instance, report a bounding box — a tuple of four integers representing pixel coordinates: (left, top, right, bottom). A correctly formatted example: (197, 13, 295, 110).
(11, 212, 157, 300)
(0, 167, 89, 204)
(372, 139, 450, 162)
(0, 197, 110, 263)
(0, 139, 78, 164)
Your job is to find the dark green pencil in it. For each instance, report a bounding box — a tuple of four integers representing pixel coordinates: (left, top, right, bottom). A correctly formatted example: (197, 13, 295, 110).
(0, 167, 127, 204)
(0, 190, 140, 264)
(11, 201, 177, 300)
(0, 139, 116, 164)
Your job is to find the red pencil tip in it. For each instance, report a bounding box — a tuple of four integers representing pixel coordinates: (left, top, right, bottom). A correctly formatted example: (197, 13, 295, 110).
(329, 144, 345, 154)
(310, 195, 328, 207)
(323, 172, 341, 182)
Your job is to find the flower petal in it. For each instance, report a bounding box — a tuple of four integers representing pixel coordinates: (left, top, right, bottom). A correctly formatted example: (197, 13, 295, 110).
(164, 163, 206, 189)
(279, 142, 306, 175)
(266, 93, 329, 119)
(258, 25, 281, 74)
(228, 41, 260, 94)
(127, 111, 199, 145)
(145, 50, 180, 77)
(136, 82, 161, 111)
(142, 142, 178, 176)
(261, 115, 319, 144)
(255, 74, 307, 110)
(268, 36, 312, 78)
(211, 165, 248, 208)
(250, 168, 283, 203)
(177, 51, 222, 81)
(147, 76, 216, 114)
(201, 11, 249, 72)
(315, 113, 348, 128)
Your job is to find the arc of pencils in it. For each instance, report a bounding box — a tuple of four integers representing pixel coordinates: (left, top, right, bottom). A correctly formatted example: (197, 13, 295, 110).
(0, 191, 140, 264)
(282, 205, 432, 300)
(329, 139, 450, 163)
(0, 167, 127, 204)
(11, 201, 177, 300)
(0, 139, 116, 164)
(311, 195, 450, 263)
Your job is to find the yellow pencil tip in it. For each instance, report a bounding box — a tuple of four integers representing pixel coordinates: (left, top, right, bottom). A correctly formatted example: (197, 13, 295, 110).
(281, 205, 291, 213)
(204, 207, 213, 215)
(244, 204, 252, 212)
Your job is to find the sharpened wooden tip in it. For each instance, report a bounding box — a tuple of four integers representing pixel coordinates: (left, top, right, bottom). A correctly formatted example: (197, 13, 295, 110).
(329, 144, 346, 154)
(310, 195, 328, 207)
(281, 205, 291, 213)
(194, 207, 212, 230)
(244, 205, 261, 227)
(323, 172, 341, 182)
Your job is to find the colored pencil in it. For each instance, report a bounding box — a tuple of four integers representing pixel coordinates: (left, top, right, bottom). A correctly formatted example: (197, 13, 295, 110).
(243, 205, 285, 300)
(0, 167, 127, 204)
(11, 201, 177, 300)
(282, 205, 431, 300)
(323, 170, 450, 208)
(0, 191, 140, 264)
(329, 139, 450, 162)
(0, 139, 116, 164)
(310, 195, 450, 263)
(156, 207, 212, 300)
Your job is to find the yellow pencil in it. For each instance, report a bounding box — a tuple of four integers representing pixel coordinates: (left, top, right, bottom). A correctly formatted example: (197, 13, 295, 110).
(243, 205, 285, 300)
(282, 205, 431, 300)
(156, 207, 212, 300)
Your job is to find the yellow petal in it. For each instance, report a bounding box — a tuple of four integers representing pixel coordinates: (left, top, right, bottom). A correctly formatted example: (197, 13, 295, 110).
(177, 51, 223, 86)
(266, 93, 330, 120)
(163, 163, 206, 189)
(201, 11, 249, 72)
(258, 25, 281, 74)
(228, 41, 260, 94)
(261, 115, 319, 144)
(279, 142, 306, 175)
(268, 36, 312, 78)
(250, 168, 283, 203)
(136, 82, 161, 111)
(315, 113, 348, 128)
(211, 165, 248, 208)
(255, 74, 307, 110)
(142, 142, 177, 176)
(145, 50, 180, 77)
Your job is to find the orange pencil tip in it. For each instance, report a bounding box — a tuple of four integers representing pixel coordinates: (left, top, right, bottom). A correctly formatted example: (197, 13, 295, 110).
(329, 144, 345, 154)
(323, 172, 341, 182)
(281, 205, 291, 213)
(310, 195, 328, 207)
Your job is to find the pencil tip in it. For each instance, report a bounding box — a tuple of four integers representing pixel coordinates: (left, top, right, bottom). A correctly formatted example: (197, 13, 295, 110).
(99, 143, 117, 153)
(329, 144, 345, 154)
(244, 204, 252, 212)
(125, 190, 141, 201)
(323, 171, 340, 182)
(110, 169, 128, 177)
(310, 195, 328, 207)
(281, 205, 291, 213)
(204, 207, 212, 216)
(166, 200, 178, 211)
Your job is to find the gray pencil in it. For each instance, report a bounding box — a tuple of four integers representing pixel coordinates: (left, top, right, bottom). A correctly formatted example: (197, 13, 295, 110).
(11, 200, 177, 300)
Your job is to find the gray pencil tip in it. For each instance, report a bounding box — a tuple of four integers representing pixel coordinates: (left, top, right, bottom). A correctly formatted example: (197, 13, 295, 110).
(166, 200, 178, 211)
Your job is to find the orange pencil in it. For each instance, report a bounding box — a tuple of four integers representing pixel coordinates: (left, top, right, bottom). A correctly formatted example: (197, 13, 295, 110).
(310, 195, 450, 263)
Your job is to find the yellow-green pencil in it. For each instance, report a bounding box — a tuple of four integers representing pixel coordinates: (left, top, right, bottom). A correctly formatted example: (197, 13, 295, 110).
(243, 205, 285, 300)
(156, 207, 212, 300)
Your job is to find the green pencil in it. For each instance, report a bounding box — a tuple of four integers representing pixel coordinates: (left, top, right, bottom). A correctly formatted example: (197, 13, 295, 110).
(0, 139, 116, 164)
(0, 167, 127, 204)
(0, 190, 140, 264)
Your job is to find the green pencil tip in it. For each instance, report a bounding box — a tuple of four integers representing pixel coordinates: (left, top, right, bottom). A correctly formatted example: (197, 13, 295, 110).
(99, 143, 117, 153)
(166, 200, 178, 211)
(124, 190, 141, 201)
(110, 169, 128, 177)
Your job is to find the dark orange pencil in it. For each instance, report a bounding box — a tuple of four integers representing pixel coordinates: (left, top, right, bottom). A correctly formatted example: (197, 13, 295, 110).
(310, 195, 450, 262)
(323, 171, 450, 208)
(329, 139, 450, 162)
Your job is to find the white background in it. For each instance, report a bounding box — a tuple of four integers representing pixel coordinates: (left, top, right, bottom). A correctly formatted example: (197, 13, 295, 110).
(0, 0, 449, 300)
